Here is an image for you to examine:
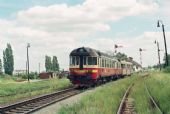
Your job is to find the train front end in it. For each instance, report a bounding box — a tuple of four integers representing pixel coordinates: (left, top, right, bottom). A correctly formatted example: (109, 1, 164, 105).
(68, 47, 99, 86)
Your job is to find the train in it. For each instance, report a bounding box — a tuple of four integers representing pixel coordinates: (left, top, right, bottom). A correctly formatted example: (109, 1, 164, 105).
(68, 47, 133, 87)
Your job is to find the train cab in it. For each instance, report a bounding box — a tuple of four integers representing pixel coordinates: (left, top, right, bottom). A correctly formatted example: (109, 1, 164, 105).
(69, 47, 99, 85)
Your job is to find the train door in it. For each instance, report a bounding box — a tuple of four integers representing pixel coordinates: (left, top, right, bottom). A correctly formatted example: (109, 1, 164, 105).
(80, 56, 83, 70)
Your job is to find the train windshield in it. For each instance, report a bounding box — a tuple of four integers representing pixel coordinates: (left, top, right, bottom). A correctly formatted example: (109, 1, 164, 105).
(70, 56, 79, 65)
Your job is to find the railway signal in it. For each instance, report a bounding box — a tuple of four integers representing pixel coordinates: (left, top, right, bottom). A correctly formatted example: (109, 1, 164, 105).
(114, 44, 123, 53)
(139, 48, 146, 68)
(157, 20, 169, 67)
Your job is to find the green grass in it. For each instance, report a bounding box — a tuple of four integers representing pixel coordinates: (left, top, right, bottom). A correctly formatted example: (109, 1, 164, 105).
(146, 71, 170, 114)
(58, 76, 136, 114)
(130, 76, 160, 114)
(0, 78, 71, 105)
(58, 71, 170, 114)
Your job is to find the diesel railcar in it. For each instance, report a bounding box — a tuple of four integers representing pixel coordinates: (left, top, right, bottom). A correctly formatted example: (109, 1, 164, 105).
(68, 47, 132, 86)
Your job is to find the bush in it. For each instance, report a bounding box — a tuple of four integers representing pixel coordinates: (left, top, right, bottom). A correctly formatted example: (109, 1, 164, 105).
(16, 72, 39, 79)
(163, 66, 170, 73)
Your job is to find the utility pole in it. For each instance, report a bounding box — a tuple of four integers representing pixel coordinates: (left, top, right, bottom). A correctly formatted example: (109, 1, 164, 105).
(139, 48, 143, 68)
(27, 43, 30, 82)
(39, 63, 40, 74)
(157, 20, 169, 67)
(26, 61, 27, 75)
(155, 40, 161, 71)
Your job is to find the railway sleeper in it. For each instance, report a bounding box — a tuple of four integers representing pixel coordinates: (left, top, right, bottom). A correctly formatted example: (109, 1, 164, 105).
(8, 109, 29, 113)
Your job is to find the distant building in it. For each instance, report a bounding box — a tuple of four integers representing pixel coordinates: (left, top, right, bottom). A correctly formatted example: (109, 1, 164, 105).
(39, 71, 69, 79)
(13, 70, 27, 75)
(128, 57, 142, 72)
(39, 72, 59, 79)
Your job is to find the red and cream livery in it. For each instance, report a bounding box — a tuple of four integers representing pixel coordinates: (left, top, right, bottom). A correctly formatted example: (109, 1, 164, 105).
(68, 47, 132, 86)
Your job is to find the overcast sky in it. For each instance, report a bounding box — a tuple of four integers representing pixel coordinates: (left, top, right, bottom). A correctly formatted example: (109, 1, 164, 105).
(0, 0, 170, 72)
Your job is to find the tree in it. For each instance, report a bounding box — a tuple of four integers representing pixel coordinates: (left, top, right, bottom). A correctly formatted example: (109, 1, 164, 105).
(3, 43, 14, 75)
(45, 55, 52, 72)
(115, 52, 128, 61)
(52, 56, 59, 72)
(0, 59, 2, 74)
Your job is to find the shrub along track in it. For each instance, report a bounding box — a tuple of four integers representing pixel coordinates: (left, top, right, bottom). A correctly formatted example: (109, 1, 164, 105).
(142, 73, 164, 113)
(0, 87, 80, 114)
(144, 81, 164, 114)
(117, 73, 164, 114)
(124, 73, 164, 114)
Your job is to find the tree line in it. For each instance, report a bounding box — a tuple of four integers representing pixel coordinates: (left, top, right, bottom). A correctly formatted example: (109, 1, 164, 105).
(0, 43, 60, 76)
(45, 55, 59, 72)
(0, 43, 14, 75)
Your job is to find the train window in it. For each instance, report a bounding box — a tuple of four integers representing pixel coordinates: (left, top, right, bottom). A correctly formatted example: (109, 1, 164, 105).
(99, 58, 102, 67)
(121, 64, 125, 68)
(110, 60, 112, 68)
(70, 56, 75, 65)
(76, 56, 79, 65)
(106, 59, 108, 67)
(102, 59, 104, 67)
(107, 59, 109, 68)
(98, 58, 100, 66)
(108, 59, 110, 68)
(83, 57, 87, 65)
(105, 59, 107, 68)
(88, 57, 97, 65)
(93, 57, 97, 65)
(112, 61, 114, 68)
(88, 57, 93, 65)
(110, 60, 113, 68)
(114, 62, 117, 68)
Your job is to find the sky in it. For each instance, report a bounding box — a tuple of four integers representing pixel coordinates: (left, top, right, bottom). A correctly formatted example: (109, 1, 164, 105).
(0, 0, 170, 72)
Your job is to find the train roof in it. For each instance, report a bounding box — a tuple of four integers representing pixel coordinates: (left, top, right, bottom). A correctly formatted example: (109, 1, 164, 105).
(121, 61, 133, 65)
(70, 47, 117, 60)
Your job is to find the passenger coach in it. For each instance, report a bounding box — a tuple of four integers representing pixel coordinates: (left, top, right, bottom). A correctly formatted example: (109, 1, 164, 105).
(68, 47, 132, 86)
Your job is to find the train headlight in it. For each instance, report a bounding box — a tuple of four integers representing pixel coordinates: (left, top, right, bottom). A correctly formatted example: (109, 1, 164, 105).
(88, 70, 97, 73)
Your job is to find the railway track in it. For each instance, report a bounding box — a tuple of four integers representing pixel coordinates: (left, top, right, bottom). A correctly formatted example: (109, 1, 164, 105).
(0, 87, 80, 114)
(117, 83, 135, 114)
(144, 83, 164, 114)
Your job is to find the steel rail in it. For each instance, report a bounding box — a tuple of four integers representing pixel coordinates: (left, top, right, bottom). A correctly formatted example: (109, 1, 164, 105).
(117, 83, 134, 114)
(0, 87, 80, 114)
(144, 82, 164, 114)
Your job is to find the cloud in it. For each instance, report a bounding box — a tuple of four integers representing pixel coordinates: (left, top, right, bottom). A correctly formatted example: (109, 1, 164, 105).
(16, 0, 158, 32)
(0, 0, 160, 71)
(86, 31, 170, 67)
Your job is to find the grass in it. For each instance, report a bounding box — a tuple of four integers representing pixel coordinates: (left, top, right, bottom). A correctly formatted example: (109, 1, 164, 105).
(58, 76, 136, 114)
(0, 77, 71, 105)
(130, 76, 160, 114)
(58, 71, 170, 114)
(146, 71, 170, 114)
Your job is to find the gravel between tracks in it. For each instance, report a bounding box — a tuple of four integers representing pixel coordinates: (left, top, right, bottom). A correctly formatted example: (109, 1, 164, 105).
(33, 86, 103, 114)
